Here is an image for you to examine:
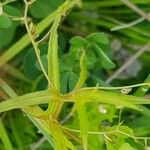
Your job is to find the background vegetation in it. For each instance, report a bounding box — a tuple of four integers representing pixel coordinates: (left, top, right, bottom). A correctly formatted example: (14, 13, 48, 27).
(0, 0, 150, 149)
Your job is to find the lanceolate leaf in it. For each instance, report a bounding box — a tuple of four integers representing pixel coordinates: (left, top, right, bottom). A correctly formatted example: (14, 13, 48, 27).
(77, 103, 88, 150)
(0, 90, 56, 113)
(66, 89, 150, 110)
(48, 0, 82, 90)
(50, 122, 76, 150)
(74, 50, 87, 89)
(48, 15, 61, 90)
(0, 78, 55, 148)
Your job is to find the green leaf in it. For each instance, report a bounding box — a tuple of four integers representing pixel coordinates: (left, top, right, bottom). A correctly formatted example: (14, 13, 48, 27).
(0, 90, 53, 113)
(119, 143, 136, 150)
(70, 36, 89, 48)
(0, 78, 55, 148)
(29, 0, 55, 19)
(60, 72, 69, 94)
(77, 103, 88, 149)
(3, 5, 22, 17)
(0, 26, 16, 49)
(134, 74, 150, 96)
(35, 75, 48, 91)
(74, 50, 87, 89)
(94, 44, 115, 69)
(23, 44, 48, 79)
(0, 118, 13, 150)
(87, 103, 116, 131)
(23, 48, 40, 79)
(3, 5, 22, 27)
(84, 49, 97, 69)
(27, 114, 55, 148)
(68, 71, 79, 91)
(86, 32, 109, 45)
(48, 16, 60, 90)
(50, 122, 70, 150)
(71, 89, 150, 111)
(0, 14, 12, 28)
(35, 54, 48, 72)
(0, 9, 57, 67)
(30, 0, 65, 19)
(69, 33, 115, 70)
(105, 126, 134, 150)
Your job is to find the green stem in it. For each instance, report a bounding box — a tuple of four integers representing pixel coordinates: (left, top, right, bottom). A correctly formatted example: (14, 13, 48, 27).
(0, 10, 57, 68)
(0, 118, 13, 150)
(23, 1, 57, 93)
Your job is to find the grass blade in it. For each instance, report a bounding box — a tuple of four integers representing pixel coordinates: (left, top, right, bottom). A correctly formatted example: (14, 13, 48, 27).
(0, 118, 13, 150)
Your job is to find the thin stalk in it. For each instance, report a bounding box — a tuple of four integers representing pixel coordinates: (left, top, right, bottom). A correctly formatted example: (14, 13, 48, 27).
(0, 7, 57, 68)
(23, 0, 58, 93)
(64, 127, 150, 140)
(82, 82, 150, 91)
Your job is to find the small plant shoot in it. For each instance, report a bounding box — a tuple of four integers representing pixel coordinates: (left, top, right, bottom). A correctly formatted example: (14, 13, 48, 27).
(0, 0, 150, 150)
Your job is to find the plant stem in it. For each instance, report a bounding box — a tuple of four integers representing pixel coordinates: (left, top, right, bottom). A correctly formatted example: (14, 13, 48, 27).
(23, 1, 57, 93)
(0, 8, 57, 68)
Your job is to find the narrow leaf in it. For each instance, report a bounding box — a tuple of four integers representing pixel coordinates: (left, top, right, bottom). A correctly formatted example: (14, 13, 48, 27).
(0, 90, 55, 113)
(68, 89, 150, 110)
(48, 15, 61, 90)
(77, 102, 88, 150)
(74, 50, 87, 89)
(0, 119, 13, 150)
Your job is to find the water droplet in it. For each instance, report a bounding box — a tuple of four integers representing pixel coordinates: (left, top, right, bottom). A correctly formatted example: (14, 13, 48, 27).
(121, 88, 132, 94)
(98, 105, 107, 114)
